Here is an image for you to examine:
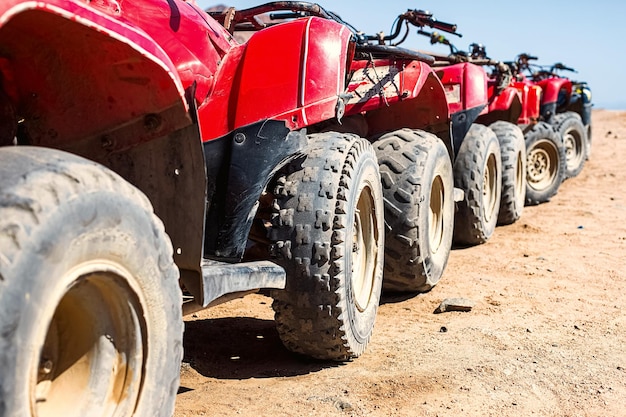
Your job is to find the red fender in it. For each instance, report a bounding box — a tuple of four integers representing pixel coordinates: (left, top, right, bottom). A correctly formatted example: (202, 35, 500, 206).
(536, 77, 572, 106)
(436, 63, 488, 115)
(200, 17, 352, 141)
(345, 59, 450, 136)
(0, 0, 196, 149)
(513, 80, 542, 124)
(488, 85, 522, 118)
(489, 85, 521, 111)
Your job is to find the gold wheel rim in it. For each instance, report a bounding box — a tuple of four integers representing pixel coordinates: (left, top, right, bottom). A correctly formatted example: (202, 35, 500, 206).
(483, 153, 499, 223)
(351, 185, 378, 312)
(429, 174, 445, 254)
(527, 139, 559, 191)
(33, 262, 145, 417)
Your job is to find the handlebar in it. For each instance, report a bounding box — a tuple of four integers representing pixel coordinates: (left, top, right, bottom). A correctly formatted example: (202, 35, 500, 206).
(418, 29, 451, 46)
(213, 2, 346, 32)
(404, 9, 460, 36)
(551, 62, 576, 73)
(212, 2, 462, 51)
(517, 53, 538, 62)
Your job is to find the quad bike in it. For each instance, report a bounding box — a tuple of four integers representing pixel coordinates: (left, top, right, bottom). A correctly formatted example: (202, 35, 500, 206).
(0, 1, 463, 414)
(351, 10, 504, 247)
(513, 54, 589, 179)
(211, 4, 464, 294)
(529, 60, 593, 160)
(421, 33, 527, 225)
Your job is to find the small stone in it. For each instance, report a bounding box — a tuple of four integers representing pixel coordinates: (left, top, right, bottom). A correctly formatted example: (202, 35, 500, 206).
(440, 326, 448, 333)
(574, 325, 581, 330)
(333, 399, 353, 412)
(434, 298, 475, 314)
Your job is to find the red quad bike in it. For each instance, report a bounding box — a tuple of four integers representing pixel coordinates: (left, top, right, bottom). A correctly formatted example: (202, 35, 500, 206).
(421, 32, 527, 226)
(514, 53, 588, 181)
(485, 53, 565, 206)
(208, 4, 462, 295)
(349, 10, 503, 247)
(0, 1, 462, 414)
(527, 58, 593, 162)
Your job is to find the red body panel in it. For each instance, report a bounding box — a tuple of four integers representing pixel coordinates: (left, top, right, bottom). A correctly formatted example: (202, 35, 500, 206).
(345, 59, 450, 135)
(488, 83, 521, 113)
(512, 80, 541, 124)
(536, 77, 572, 106)
(0, 0, 196, 147)
(436, 63, 488, 114)
(200, 17, 351, 140)
(0, 1, 354, 145)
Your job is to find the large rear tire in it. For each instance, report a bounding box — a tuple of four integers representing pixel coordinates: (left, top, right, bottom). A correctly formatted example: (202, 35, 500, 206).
(0, 147, 182, 417)
(270, 133, 384, 360)
(453, 124, 502, 245)
(524, 122, 566, 205)
(552, 111, 587, 178)
(490, 121, 526, 225)
(374, 129, 454, 293)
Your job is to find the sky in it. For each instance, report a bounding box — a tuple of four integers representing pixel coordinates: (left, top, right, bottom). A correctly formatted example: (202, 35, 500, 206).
(197, 1, 626, 110)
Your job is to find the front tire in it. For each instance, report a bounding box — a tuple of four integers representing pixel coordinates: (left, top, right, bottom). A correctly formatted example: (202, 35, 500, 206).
(552, 111, 587, 178)
(269, 133, 384, 360)
(0, 148, 182, 417)
(524, 122, 566, 205)
(490, 121, 526, 225)
(453, 124, 502, 245)
(374, 129, 454, 292)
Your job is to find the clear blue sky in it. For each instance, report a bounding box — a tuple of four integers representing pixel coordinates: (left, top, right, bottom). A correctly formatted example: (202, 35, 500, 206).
(197, 1, 625, 109)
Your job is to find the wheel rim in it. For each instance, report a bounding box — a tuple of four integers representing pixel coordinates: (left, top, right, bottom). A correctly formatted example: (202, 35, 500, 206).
(563, 127, 584, 171)
(429, 174, 445, 254)
(527, 139, 559, 191)
(33, 263, 144, 417)
(483, 153, 498, 223)
(351, 184, 378, 312)
(515, 150, 525, 200)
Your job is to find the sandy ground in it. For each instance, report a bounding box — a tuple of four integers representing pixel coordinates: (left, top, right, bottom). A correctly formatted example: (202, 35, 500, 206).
(175, 110, 626, 417)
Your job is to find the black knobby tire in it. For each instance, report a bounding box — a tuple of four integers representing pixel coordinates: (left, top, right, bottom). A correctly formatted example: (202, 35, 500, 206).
(524, 121, 566, 205)
(490, 121, 526, 225)
(269, 133, 384, 360)
(453, 124, 502, 245)
(552, 111, 588, 178)
(0, 147, 183, 417)
(374, 129, 454, 293)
